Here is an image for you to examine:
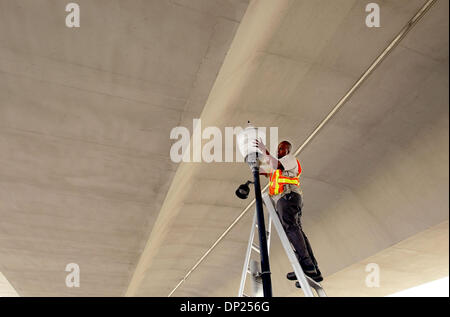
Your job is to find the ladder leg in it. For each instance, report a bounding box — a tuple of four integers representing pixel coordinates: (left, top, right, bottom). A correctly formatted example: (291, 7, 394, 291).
(315, 286, 327, 297)
(238, 211, 258, 297)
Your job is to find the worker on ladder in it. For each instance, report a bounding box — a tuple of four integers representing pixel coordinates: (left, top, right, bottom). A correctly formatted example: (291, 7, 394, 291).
(254, 139, 323, 283)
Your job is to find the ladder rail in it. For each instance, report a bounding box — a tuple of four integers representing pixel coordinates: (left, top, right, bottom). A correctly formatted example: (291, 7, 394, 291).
(238, 212, 258, 296)
(315, 286, 327, 297)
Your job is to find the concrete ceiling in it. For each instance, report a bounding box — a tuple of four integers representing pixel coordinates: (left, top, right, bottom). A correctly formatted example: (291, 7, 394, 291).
(0, 0, 248, 296)
(319, 221, 448, 297)
(0, 272, 18, 297)
(0, 0, 448, 297)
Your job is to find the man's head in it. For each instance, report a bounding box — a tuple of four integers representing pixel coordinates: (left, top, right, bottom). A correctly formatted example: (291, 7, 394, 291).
(277, 140, 292, 159)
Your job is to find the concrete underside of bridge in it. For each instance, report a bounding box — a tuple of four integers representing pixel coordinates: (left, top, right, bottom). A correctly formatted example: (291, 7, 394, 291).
(0, 0, 448, 297)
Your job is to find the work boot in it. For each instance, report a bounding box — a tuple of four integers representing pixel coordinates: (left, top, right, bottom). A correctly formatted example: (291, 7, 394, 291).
(311, 271, 324, 283)
(287, 269, 323, 283)
(286, 272, 297, 281)
(286, 264, 315, 281)
(314, 268, 323, 282)
(302, 264, 317, 275)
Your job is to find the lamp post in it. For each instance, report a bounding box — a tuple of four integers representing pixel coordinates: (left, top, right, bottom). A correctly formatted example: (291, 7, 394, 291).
(237, 123, 273, 297)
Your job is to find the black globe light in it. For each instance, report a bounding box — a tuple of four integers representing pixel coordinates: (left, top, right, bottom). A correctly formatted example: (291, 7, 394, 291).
(235, 181, 252, 199)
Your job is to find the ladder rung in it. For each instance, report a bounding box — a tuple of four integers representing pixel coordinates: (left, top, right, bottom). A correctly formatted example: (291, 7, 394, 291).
(251, 243, 260, 253)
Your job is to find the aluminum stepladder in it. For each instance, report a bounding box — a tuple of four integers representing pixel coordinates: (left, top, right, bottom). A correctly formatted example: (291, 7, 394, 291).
(238, 193, 327, 297)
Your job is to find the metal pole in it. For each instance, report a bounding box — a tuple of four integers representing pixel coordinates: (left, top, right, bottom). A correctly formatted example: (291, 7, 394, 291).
(250, 160, 273, 297)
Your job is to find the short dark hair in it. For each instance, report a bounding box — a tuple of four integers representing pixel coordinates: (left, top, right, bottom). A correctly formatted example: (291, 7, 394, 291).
(280, 140, 292, 153)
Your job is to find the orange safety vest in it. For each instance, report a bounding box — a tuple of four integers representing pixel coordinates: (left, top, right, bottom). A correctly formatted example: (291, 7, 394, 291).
(269, 159, 302, 196)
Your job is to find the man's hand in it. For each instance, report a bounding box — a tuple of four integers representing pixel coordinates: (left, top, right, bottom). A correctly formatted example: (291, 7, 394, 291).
(253, 138, 269, 155)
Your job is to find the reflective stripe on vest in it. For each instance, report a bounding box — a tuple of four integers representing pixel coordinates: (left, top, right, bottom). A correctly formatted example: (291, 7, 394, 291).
(269, 159, 301, 196)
